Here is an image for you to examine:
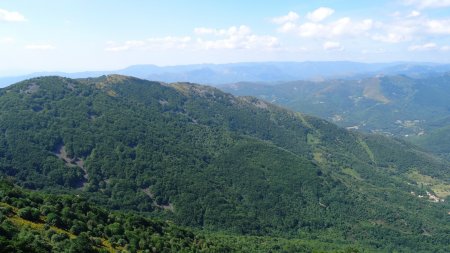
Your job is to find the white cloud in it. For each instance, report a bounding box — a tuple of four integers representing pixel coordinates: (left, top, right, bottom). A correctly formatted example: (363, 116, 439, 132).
(371, 18, 422, 43)
(272, 8, 374, 39)
(194, 25, 252, 37)
(331, 18, 373, 36)
(323, 41, 343, 51)
(272, 6, 450, 47)
(195, 25, 279, 50)
(25, 44, 55, 50)
(105, 36, 192, 51)
(196, 35, 279, 50)
(408, 42, 438, 51)
(271, 11, 299, 24)
(426, 19, 450, 34)
(293, 22, 323, 37)
(370, 17, 450, 44)
(306, 7, 335, 22)
(406, 10, 421, 18)
(404, 0, 450, 9)
(0, 8, 26, 22)
(107, 25, 279, 52)
(281, 17, 373, 38)
(278, 22, 297, 33)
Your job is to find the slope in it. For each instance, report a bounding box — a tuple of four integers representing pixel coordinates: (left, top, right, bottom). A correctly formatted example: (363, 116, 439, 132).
(3, 179, 355, 253)
(220, 73, 450, 158)
(0, 75, 449, 251)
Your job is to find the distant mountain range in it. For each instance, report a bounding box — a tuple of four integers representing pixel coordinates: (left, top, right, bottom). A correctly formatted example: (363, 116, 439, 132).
(2, 61, 450, 87)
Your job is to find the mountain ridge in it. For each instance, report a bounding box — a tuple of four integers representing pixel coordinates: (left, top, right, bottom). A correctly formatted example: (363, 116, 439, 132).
(2, 61, 450, 88)
(220, 73, 450, 159)
(0, 75, 449, 251)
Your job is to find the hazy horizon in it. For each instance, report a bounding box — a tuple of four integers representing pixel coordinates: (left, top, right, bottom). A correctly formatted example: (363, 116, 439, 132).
(2, 0, 450, 75)
(0, 60, 448, 79)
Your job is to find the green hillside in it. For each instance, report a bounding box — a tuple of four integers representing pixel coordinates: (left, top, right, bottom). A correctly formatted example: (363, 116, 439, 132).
(0, 75, 449, 251)
(220, 74, 450, 158)
(0, 179, 226, 252)
(411, 125, 450, 160)
(2, 179, 359, 253)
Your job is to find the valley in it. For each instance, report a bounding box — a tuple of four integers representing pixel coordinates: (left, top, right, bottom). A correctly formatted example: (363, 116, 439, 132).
(220, 73, 450, 159)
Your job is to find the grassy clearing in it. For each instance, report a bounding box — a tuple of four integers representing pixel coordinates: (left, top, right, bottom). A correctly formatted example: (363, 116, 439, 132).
(357, 137, 375, 163)
(408, 170, 450, 198)
(342, 167, 362, 180)
(313, 151, 326, 164)
(3, 202, 118, 252)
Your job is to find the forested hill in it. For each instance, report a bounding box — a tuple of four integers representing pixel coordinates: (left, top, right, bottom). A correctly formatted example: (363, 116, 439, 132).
(0, 180, 228, 252)
(220, 74, 450, 159)
(1, 179, 348, 252)
(0, 75, 449, 251)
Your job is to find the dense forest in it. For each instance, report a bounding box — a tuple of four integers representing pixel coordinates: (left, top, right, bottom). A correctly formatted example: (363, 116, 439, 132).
(220, 73, 450, 159)
(0, 75, 449, 252)
(2, 179, 367, 252)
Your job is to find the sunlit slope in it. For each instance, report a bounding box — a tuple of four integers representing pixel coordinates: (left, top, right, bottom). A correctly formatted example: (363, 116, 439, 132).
(0, 75, 449, 251)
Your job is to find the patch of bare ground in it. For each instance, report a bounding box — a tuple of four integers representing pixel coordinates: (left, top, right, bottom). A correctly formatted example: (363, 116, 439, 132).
(21, 83, 39, 94)
(363, 78, 390, 104)
(142, 187, 174, 211)
(53, 144, 88, 188)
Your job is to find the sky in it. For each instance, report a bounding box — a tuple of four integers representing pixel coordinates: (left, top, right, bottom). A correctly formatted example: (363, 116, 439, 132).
(1, 0, 450, 75)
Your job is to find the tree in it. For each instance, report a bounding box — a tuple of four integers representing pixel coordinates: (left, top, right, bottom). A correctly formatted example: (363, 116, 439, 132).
(17, 207, 40, 221)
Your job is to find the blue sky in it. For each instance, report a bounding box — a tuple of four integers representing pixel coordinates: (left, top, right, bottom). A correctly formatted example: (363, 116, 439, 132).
(1, 0, 450, 75)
